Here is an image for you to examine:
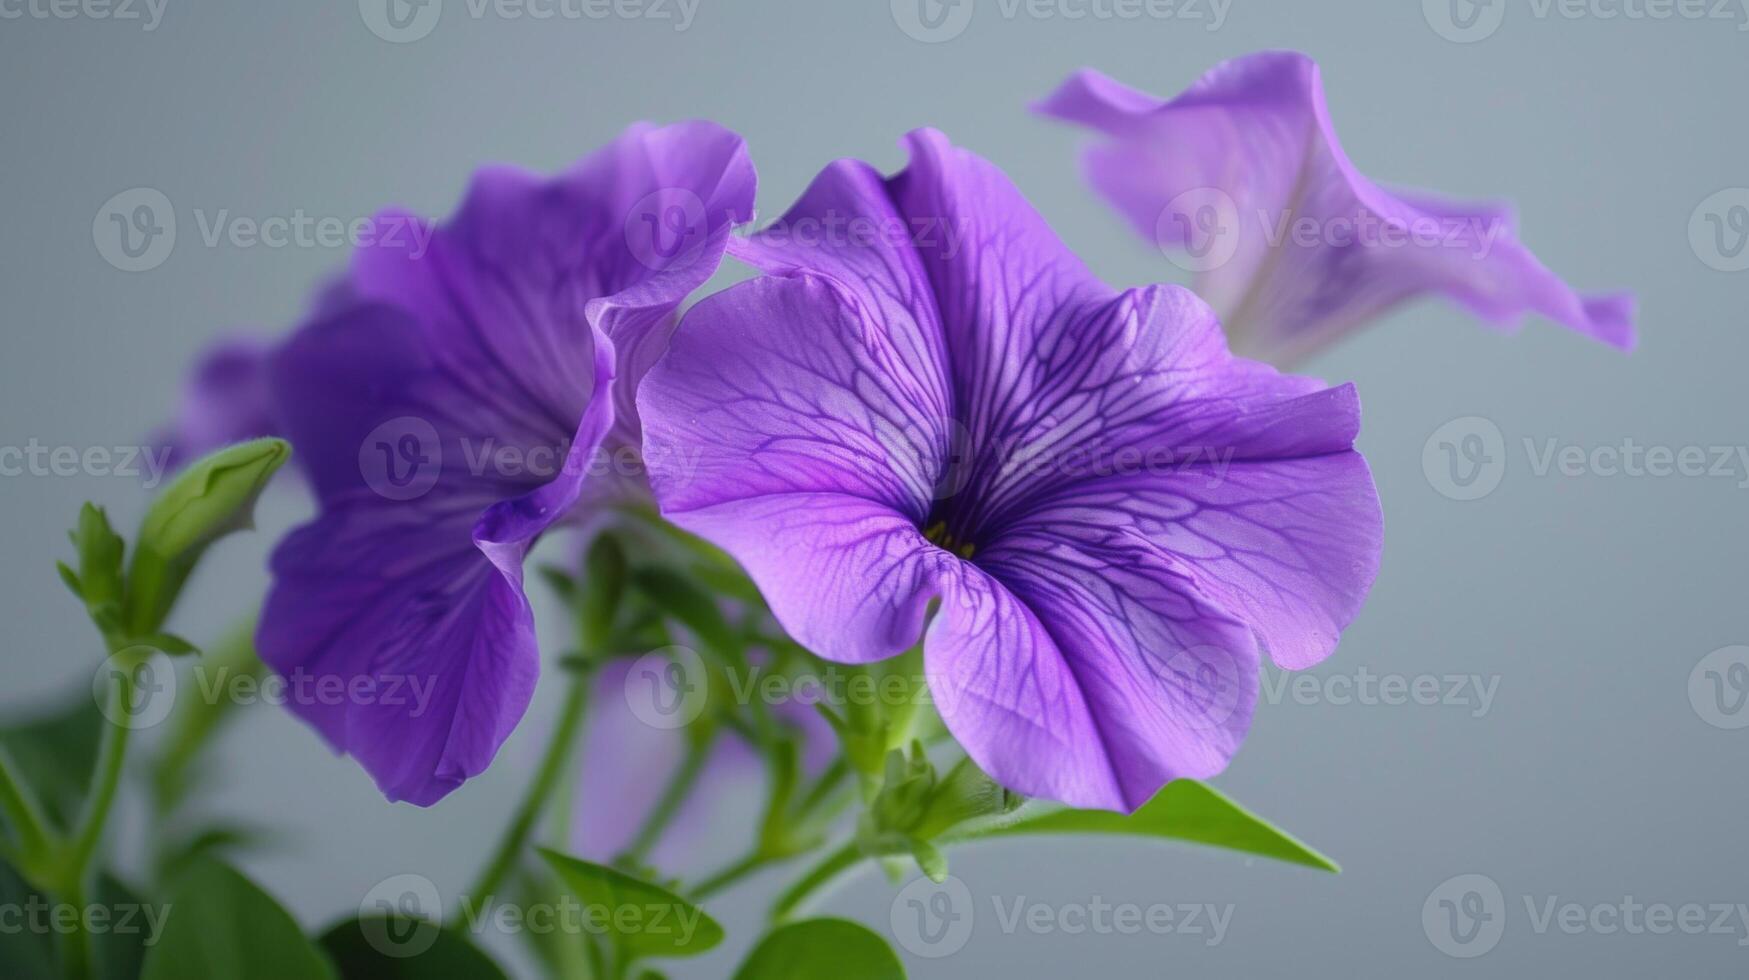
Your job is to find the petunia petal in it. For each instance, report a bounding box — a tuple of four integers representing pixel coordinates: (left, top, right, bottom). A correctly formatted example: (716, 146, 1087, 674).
(260, 122, 752, 805)
(640, 273, 950, 523)
(1035, 52, 1635, 363)
(948, 522, 1260, 811)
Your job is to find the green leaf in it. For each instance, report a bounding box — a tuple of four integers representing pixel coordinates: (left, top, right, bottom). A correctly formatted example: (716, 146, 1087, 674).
(946, 779, 1339, 872)
(0, 857, 57, 978)
(93, 872, 153, 980)
(140, 857, 335, 980)
(131, 632, 200, 658)
(733, 919, 906, 980)
(70, 503, 126, 613)
(318, 915, 509, 980)
(0, 859, 159, 980)
(537, 849, 723, 962)
(0, 694, 104, 828)
(510, 868, 597, 980)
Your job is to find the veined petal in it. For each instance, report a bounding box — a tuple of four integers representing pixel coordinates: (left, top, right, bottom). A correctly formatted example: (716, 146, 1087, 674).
(663, 492, 951, 666)
(261, 122, 752, 805)
(1035, 52, 1635, 363)
(949, 525, 1260, 811)
(640, 273, 950, 521)
(1013, 449, 1382, 672)
(258, 493, 537, 805)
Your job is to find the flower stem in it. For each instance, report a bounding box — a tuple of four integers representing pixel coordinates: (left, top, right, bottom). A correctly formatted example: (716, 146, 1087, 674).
(769, 841, 863, 922)
(619, 734, 713, 865)
(53, 667, 136, 980)
(0, 744, 55, 865)
(460, 668, 591, 919)
(690, 850, 770, 901)
(67, 670, 135, 881)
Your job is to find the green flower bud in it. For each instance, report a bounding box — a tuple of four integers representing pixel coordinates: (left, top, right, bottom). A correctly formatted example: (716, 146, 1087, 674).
(125, 438, 290, 635)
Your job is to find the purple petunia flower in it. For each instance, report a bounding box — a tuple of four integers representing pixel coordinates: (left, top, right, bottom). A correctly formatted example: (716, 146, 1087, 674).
(153, 335, 278, 470)
(258, 122, 755, 805)
(1034, 51, 1636, 366)
(638, 130, 1382, 812)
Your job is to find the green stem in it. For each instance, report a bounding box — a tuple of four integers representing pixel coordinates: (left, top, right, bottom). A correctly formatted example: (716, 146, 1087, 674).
(0, 744, 55, 863)
(59, 876, 92, 980)
(619, 734, 714, 864)
(66, 669, 135, 883)
(52, 667, 135, 980)
(769, 841, 863, 922)
(690, 850, 771, 901)
(460, 669, 591, 918)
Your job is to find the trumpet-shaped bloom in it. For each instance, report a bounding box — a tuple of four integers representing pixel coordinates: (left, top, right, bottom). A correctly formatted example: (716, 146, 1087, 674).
(259, 122, 755, 805)
(1035, 51, 1635, 365)
(639, 130, 1381, 811)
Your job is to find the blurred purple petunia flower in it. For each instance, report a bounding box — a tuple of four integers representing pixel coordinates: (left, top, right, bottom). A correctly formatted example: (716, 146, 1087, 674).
(1035, 51, 1635, 366)
(153, 336, 278, 470)
(569, 658, 833, 868)
(258, 122, 755, 805)
(638, 130, 1382, 811)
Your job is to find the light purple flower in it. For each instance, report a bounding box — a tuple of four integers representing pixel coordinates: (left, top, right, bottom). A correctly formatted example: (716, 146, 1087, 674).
(1034, 51, 1635, 365)
(258, 122, 755, 805)
(570, 658, 833, 868)
(638, 130, 1382, 812)
(154, 336, 278, 470)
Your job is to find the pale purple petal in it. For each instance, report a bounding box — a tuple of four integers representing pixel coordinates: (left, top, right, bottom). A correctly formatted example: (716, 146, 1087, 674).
(956, 524, 1260, 810)
(1035, 52, 1635, 364)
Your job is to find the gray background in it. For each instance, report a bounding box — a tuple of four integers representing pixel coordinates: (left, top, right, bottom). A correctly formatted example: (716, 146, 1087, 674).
(3, 0, 1747, 976)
